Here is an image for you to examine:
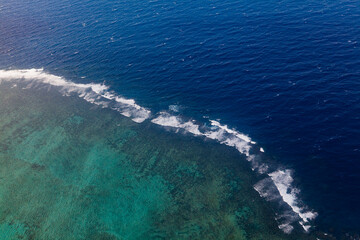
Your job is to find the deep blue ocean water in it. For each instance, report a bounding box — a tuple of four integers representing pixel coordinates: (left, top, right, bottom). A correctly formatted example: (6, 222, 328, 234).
(1, 0, 360, 236)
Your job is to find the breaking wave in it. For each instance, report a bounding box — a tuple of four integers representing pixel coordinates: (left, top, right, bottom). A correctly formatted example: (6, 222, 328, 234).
(0, 68, 317, 233)
(254, 170, 318, 233)
(0, 69, 150, 123)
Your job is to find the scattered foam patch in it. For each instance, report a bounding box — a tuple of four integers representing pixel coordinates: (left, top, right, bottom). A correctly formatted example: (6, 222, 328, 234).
(0, 69, 151, 123)
(0, 68, 317, 234)
(168, 104, 180, 112)
(151, 112, 202, 135)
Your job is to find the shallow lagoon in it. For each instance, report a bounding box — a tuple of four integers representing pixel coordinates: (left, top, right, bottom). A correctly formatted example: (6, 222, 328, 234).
(0, 82, 320, 239)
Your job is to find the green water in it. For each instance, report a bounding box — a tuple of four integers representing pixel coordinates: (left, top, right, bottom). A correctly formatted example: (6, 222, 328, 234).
(0, 83, 316, 239)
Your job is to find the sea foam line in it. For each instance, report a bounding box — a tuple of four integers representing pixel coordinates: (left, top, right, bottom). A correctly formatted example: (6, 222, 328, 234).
(0, 68, 317, 233)
(151, 112, 253, 156)
(0, 69, 150, 123)
(254, 170, 318, 233)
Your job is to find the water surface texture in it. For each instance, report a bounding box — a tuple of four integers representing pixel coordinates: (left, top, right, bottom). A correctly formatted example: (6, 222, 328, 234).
(1, 0, 360, 238)
(0, 83, 315, 239)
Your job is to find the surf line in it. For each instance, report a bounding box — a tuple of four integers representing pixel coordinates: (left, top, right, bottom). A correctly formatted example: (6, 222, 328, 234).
(0, 68, 317, 233)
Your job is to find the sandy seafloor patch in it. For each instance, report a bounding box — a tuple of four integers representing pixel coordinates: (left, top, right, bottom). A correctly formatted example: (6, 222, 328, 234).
(0, 82, 322, 240)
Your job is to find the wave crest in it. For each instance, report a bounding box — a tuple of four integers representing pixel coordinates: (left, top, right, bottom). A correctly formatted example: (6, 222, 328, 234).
(0, 69, 151, 123)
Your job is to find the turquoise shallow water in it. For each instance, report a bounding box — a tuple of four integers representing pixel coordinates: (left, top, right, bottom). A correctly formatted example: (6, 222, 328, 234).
(0, 82, 323, 239)
(1, 0, 360, 236)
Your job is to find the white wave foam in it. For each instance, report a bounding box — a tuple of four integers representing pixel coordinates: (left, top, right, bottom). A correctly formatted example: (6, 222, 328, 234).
(151, 112, 202, 135)
(209, 120, 255, 144)
(204, 120, 253, 156)
(254, 177, 282, 201)
(151, 112, 254, 156)
(0, 69, 151, 123)
(269, 170, 318, 232)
